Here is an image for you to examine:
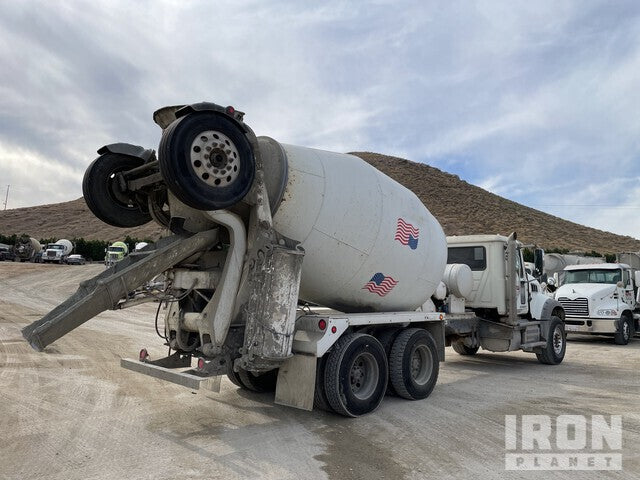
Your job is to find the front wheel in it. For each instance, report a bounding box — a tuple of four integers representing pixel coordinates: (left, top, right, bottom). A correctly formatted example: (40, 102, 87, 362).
(324, 333, 388, 417)
(536, 316, 566, 365)
(614, 317, 632, 345)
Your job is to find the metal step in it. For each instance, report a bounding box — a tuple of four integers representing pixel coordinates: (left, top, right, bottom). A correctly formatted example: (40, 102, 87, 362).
(520, 341, 547, 350)
(121, 358, 221, 391)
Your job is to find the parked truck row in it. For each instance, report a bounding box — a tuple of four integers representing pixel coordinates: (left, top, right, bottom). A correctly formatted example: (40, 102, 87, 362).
(0, 236, 144, 266)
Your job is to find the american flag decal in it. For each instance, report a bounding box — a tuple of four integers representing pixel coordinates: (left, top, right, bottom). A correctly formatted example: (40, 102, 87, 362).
(363, 273, 398, 297)
(395, 218, 419, 250)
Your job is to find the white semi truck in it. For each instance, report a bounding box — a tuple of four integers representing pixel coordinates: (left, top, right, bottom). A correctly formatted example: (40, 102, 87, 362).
(22, 102, 566, 417)
(444, 235, 565, 362)
(555, 263, 640, 344)
(42, 239, 73, 264)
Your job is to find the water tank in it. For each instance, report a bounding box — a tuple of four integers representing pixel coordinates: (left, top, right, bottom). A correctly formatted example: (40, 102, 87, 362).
(442, 263, 473, 298)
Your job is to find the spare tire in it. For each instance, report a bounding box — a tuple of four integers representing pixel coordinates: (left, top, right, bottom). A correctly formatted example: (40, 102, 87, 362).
(82, 152, 151, 228)
(159, 112, 255, 210)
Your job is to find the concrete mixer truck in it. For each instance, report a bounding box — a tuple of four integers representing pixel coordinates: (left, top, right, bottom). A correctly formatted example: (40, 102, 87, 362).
(104, 241, 129, 267)
(13, 236, 42, 262)
(42, 239, 73, 264)
(22, 102, 566, 417)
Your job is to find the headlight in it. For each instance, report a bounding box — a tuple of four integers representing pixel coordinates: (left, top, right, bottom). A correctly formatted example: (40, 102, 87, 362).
(597, 309, 618, 317)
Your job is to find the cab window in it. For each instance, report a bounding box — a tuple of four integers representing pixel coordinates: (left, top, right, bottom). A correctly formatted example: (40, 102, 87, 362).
(447, 246, 486, 271)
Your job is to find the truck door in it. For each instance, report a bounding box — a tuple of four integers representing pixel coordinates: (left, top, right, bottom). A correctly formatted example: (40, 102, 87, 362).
(622, 269, 635, 309)
(515, 250, 528, 315)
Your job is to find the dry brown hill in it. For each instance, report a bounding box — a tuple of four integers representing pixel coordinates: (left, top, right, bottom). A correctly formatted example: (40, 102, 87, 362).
(354, 152, 640, 253)
(1, 152, 639, 253)
(0, 198, 163, 242)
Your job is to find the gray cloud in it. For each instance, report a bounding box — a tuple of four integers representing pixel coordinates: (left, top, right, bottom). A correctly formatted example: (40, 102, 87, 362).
(0, 0, 639, 239)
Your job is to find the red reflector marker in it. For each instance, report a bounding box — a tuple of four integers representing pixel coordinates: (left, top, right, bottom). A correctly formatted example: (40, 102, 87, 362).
(226, 106, 235, 115)
(139, 348, 148, 362)
(197, 358, 205, 370)
(331, 326, 337, 334)
(318, 319, 327, 330)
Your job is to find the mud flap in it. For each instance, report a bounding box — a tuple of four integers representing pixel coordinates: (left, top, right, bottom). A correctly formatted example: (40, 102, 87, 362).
(274, 354, 316, 411)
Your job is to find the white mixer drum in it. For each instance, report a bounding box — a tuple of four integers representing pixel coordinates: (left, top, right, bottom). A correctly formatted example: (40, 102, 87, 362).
(272, 144, 447, 312)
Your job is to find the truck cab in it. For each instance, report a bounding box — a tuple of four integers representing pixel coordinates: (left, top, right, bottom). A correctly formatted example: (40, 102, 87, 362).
(445, 233, 566, 363)
(43, 244, 66, 263)
(104, 241, 129, 267)
(555, 263, 639, 344)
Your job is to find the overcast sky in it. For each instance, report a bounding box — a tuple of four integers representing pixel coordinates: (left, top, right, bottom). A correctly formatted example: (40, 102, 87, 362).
(1, 0, 639, 239)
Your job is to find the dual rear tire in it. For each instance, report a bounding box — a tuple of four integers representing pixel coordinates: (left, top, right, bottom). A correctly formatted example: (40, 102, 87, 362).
(227, 365, 278, 392)
(319, 328, 440, 417)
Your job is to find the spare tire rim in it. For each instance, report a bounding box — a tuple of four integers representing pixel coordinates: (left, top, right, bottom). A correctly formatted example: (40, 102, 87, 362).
(622, 320, 630, 340)
(411, 344, 433, 385)
(349, 352, 378, 400)
(190, 130, 241, 188)
(552, 325, 564, 356)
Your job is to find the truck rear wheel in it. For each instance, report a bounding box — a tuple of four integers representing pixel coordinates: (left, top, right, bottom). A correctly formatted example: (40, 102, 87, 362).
(452, 340, 479, 356)
(324, 333, 388, 417)
(226, 364, 278, 392)
(313, 356, 333, 412)
(536, 316, 566, 365)
(83, 152, 152, 227)
(159, 112, 255, 211)
(375, 327, 401, 396)
(614, 316, 632, 345)
(237, 368, 278, 393)
(226, 363, 245, 388)
(389, 328, 439, 400)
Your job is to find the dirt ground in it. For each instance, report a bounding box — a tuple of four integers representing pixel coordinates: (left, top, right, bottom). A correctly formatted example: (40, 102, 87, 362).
(0, 262, 638, 480)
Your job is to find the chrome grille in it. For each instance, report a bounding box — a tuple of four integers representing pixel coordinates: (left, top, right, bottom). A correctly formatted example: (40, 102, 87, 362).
(558, 297, 589, 317)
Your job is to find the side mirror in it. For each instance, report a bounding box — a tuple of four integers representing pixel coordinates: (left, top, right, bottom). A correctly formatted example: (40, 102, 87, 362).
(534, 248, 544, 277)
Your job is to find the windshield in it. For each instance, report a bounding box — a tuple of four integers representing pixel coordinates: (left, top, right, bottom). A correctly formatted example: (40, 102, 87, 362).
(563, 269, 622, 285)
(50, 245, 64, 250)
(109, 247, 125, 253)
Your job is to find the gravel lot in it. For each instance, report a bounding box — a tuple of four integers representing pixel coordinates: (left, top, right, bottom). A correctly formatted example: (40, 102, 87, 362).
(1, 262, 638, 480)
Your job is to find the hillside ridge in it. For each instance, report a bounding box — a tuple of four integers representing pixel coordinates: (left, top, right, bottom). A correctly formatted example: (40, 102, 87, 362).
(1, 152, 638, 253)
